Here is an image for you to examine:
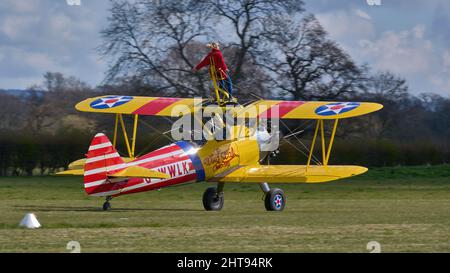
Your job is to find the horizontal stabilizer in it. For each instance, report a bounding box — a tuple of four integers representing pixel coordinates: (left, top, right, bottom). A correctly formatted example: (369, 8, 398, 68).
(212, 165, 368, 183)
(55, 169, 84, 176)
(108, 166, 170, 179)
(68, 157, 134, 170)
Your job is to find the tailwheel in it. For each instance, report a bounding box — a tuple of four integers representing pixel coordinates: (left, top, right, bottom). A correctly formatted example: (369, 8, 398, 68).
(202, 187, 224, 211)
(264, 188, 286, 211)
(103, 196, 112, 211)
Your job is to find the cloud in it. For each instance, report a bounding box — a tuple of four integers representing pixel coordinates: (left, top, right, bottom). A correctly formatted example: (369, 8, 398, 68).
(316, 9, 375, 41)
(443, 51, 450, 69)
(0, 0, 110, 89)
(305, 0, 450, 96)
(413, 24, 425, 39)
(355, 9, 371, 20)
(356, 24, 450, 95)
(1, 15, 40, 40)
(357, 26, 434, 74)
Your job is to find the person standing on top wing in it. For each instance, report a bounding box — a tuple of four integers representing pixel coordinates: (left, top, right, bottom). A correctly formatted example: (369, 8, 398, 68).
(193, 42, 234, 100)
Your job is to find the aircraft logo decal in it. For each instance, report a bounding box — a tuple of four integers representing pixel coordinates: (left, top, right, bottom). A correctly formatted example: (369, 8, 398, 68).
(274, 194, 283, 209)
(204, 146, 237, 171)
(315, 102, 360, 116)
(90, 96, 133, 109)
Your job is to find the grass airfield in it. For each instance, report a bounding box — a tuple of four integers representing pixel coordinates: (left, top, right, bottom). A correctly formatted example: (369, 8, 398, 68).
(0, 165, 449, 253)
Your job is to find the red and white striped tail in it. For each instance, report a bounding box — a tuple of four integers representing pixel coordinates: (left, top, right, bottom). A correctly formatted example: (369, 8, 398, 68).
(83, 133, 126, 195)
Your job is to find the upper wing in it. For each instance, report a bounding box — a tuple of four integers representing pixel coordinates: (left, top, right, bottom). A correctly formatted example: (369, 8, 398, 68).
(211, 165, 368, 183)
(236, 100, 383, 119)
(75, 95, 204, 116)
(76, 95, 382, 119)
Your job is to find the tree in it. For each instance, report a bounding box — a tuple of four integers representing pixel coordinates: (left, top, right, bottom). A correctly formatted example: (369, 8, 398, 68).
(354, 71, 412, 139)
(0, 93, 25, 130)
(256, 15, 364, 100)
(100, 0, 214, 96)
(25, 72, 94, 133)
(43, 72, 89, 93)
(208, 0, 304, 85)
(100, 0, 305, 98)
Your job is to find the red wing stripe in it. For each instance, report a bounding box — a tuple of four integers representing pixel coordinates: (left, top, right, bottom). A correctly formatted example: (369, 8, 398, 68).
(132, 98, 181, 115)
(259, 101, 305, 118)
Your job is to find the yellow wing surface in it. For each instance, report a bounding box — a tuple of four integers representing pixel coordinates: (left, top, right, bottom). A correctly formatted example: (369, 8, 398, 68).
(212, 165, 368, 183)
(75, 96, 203, 116)
(236, 100, 383, 119)
(75, 95, 382, 119)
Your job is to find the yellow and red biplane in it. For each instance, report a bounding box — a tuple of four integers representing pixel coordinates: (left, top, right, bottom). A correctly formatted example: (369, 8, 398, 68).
(57, 94, 382, 211)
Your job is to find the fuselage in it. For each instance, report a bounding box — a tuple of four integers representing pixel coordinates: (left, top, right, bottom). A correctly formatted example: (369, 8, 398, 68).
(86, 138, 260, 197)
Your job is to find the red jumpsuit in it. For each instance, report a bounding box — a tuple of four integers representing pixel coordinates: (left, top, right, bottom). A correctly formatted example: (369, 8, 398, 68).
(195, 48, 229, 80)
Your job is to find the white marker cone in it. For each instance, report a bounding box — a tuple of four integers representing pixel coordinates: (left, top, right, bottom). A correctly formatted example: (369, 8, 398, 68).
(19, 213, 41, 229)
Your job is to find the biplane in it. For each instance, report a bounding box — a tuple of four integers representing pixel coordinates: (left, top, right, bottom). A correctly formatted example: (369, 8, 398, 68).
(57, 80, 382, 211)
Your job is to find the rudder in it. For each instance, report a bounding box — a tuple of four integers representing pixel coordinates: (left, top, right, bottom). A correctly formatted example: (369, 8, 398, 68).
(83, 133, 126, 195)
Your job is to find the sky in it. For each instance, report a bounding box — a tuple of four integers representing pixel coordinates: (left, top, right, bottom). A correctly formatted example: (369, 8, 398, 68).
(0, 0, 449, 97)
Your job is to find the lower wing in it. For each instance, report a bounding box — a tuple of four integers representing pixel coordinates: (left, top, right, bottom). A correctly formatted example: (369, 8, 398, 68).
(211, 165, 367, 183)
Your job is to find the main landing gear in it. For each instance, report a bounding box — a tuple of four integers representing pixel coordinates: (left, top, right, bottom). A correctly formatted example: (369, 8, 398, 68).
(202, 182, 286, 211)
(260, 182, 286, 211)
(103, 196, 112, 211)
(202, 183, 225, 211)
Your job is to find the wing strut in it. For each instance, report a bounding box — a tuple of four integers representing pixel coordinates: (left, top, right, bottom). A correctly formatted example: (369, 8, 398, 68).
(306, 119, 339, 170)
(112, 113, 139, 159)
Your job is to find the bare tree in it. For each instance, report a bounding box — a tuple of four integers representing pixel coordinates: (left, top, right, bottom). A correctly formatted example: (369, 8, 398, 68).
(256, 15, 364, 100)
(101, 0, 304, 98)
(24, 72, 94, 133)
(0, 93, 25, 130)
(43, 72, 90, 93)
(354, 71, 411, 139)
(100, 0, 214, 96)
(208, 0, 304, 86)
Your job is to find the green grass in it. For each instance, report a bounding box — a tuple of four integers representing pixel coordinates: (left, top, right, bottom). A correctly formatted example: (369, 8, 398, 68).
(0, 165, 449, 253)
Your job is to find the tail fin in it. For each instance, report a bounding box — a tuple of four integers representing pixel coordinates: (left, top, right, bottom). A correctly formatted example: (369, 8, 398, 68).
(83, 133, 126, 195)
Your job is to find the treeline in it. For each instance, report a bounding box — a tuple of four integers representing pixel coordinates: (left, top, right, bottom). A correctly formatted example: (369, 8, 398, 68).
(0, 130, 91, 176)
(276, 139, 450, 167)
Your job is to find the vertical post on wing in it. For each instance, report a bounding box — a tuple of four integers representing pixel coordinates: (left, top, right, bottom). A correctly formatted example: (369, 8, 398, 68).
(320, 120, 326, 166)
(113, 113, 119, 147)
(306, 120, 321, 171)
(325, 119, 339, 166)
(118, 114, 133, 158)
(131, 114, 139, 158)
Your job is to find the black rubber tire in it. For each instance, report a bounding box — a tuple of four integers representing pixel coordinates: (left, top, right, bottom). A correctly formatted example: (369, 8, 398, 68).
(202, 187, 224, 211)
(103, 201, 111, 211)
(264, 188, 286, 211)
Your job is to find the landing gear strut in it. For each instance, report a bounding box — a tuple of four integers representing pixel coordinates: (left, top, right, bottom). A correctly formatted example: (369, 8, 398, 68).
(202, 183, 224, 211)
(103, 196, 112, 211)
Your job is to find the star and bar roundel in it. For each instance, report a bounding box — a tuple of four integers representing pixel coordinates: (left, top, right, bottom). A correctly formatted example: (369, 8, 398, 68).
(274, 194, 283, 209)
(314, 102, 360, 116)
(90, 96, 134, 109)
